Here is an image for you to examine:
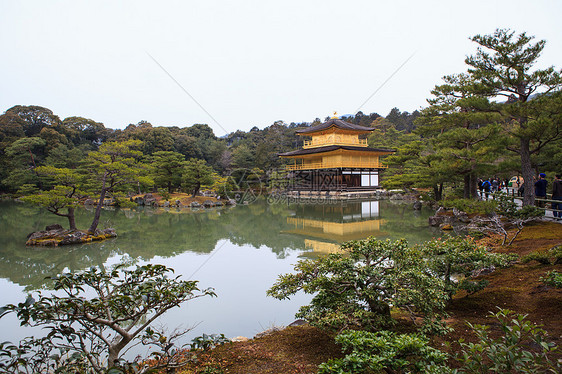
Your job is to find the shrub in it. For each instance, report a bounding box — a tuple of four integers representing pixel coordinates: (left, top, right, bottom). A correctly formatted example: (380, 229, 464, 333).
(0, 264, 215, 373)
(521, 246, 562, 265)
(268, 238, 449, 332)
(420, 236, 516, 298)
(268, 237, 513, 333)
(191, 333, 230, 351)
(521, 251, 552, 265)
(514, 205, 543, 219)
(441, 198, 497, 215)
(540, 270, 562, 288)
(455, 309, 561, 373)
(318, 330, 451, 374)
(158, 188, 171, 201)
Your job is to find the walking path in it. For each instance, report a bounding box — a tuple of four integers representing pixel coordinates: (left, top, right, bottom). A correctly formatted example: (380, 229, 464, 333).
(478, 188, 560, 221)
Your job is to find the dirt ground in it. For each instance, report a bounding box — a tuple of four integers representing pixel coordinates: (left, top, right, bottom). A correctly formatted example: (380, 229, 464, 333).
(175, 220, 562, 374)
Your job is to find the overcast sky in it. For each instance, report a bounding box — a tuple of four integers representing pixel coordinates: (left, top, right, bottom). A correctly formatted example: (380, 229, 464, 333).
(1, 1, 561, 135)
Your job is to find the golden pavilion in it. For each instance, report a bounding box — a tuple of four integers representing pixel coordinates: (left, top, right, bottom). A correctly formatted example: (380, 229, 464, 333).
(278, 116, 395, 191)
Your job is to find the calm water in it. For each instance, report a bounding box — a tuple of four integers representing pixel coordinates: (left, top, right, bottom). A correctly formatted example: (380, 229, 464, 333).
(0, 198, 438, 353)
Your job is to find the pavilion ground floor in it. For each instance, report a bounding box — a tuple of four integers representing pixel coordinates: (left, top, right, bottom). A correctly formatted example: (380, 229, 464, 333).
(277, 167, 384, 192)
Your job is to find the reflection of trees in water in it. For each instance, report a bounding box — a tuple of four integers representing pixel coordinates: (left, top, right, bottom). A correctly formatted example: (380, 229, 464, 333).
(0, 199, 438, 290)
(223, 203, 306, 258)
(378, 201, 441, 243)
(0, 243, 116, 290)
(118, 208, 232, 257)
(0, 200, 305, 289)
(0, 202, 119, 290)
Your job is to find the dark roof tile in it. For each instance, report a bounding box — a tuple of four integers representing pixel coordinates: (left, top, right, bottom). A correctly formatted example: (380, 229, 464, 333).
(296, 118, 374, 134)
(279, 145, 395, 157)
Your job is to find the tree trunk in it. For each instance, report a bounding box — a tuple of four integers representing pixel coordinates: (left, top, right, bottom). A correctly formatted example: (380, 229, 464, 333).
(463, 174, 471, 199)
(88, 173, 108, 234)
(520, 137, 535, 206)
(28, 147, 37, 168)
(168, 181, 173, 194)
(191, 183, 200, 198)
(67, 207, 77, 231)
(368, 299, 391, 318)
(470, 173, 478, 199)
(434, 183, 443, 201)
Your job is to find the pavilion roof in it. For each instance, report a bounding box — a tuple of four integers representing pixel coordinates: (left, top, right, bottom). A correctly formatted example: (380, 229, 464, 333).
(296, 118, 374, 134)
(279, 145, 395, 157)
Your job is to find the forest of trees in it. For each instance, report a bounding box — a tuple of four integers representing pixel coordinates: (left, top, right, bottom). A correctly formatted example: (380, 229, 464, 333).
(1, 29, 560, 207)
(0, 104, 419, 195)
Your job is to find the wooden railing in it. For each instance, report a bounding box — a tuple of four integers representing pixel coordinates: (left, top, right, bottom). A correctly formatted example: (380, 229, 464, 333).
(286, 161, 387, 170)
(303, 138, 368, 149)
(478, 190, 562, 219)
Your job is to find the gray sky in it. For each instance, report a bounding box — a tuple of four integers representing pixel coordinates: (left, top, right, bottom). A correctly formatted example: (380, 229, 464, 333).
(1, 0, 561, 135)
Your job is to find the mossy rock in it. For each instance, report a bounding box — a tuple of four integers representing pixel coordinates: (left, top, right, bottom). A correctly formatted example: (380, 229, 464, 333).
(26, 228, 117, 246)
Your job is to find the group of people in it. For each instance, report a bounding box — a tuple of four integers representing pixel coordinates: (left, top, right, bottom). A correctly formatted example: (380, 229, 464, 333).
(478, 177, 506, 195)
(478, 174, 562, 219)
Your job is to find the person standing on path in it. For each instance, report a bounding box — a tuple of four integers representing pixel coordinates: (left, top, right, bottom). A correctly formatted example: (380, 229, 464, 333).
(534, 173, 548, 208)
(552, 174, 562, 219)
(482, 178, 491, 200)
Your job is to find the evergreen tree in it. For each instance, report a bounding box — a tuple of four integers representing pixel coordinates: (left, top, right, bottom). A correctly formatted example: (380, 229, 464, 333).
(20, 166, 83, 230)
(182, 158, 215, 197)
(150, 151, 185, 193)
(464, 29, 562, 205)
(84, 140, 149, 233)
(416, 74, 504, 198)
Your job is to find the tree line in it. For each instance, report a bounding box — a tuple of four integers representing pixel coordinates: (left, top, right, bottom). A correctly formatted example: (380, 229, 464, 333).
(0, 104, 416, 194)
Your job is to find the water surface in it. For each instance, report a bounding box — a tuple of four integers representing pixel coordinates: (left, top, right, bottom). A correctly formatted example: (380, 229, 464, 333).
(0, 198, 438, 350)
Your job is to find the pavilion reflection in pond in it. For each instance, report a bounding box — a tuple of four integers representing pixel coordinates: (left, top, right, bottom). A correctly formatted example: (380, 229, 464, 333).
(284, 200, 387, 254)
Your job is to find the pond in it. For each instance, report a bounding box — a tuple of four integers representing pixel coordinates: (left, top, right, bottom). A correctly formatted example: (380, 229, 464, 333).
(0, 198, 439, 355)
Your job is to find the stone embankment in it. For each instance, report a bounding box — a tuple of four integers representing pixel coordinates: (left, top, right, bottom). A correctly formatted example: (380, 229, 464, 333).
(26, 224, 117, 246)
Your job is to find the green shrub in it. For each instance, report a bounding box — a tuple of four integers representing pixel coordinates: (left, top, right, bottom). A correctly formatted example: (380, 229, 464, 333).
(441, 199, 497, 215)
(521, 246, 562, 265)
(455, 309, 561, 373)
(515, 205, 543, 219)
(493, 193, 519, 217)
(549, 246, 562, 264)
(268, 238, 450, 332)
(540, 270, 562, 288)
(0, 264, 215, 373)
(421, 236, 516, 298)
(318, 330, 451, 374)
(521, 251, 552, 265)
(269, 237, 515, 333)
(190, 333, 230, 351)
(158, 188, 171, 201)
